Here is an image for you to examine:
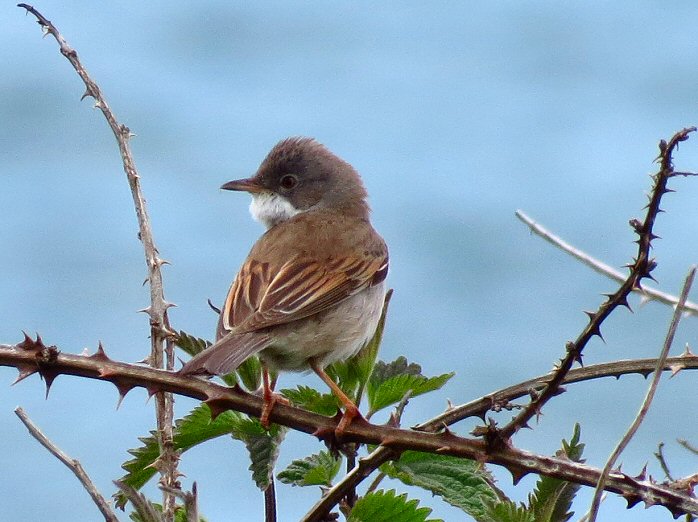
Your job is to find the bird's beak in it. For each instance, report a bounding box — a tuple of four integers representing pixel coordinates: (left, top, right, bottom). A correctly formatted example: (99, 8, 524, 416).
(220, 177, 265, 194)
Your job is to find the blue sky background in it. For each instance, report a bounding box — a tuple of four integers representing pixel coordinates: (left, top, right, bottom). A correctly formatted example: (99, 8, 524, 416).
(3, 2, 698, 521)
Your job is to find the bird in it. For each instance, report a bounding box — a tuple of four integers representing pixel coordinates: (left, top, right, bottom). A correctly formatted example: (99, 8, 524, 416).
(180, 137, 389, 434)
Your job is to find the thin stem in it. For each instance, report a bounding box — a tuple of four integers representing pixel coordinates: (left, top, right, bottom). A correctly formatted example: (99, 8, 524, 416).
(587, 265, 696, 522)
(515, 210, 698, 315)
(15, 407, 119, 522)
(18, 4, 179, 516)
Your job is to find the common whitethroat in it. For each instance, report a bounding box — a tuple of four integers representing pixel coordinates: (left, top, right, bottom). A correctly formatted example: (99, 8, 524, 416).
(181, 137, 389, 433)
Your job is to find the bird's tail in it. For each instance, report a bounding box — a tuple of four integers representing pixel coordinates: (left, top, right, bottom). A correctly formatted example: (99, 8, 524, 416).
(179, 331, 270, 376)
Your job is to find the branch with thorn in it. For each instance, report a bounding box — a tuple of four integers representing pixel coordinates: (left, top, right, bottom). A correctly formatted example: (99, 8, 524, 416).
(17, 3, 180, 516)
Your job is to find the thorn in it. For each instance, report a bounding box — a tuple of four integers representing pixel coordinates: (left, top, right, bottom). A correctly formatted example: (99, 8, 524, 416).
(163, 301, 177, 310)
(669, 363, 684, 378)
(681, 343, 695, 357)
(17, 331, 34, 350)
(435, 446, 450, 453)
(12, 367, 37, 385)
(41, 370, 59, 399)
(207, 299, 221, 315)
(90, 341, 110, 361)
(138, 306, 152, 315)
(509, 467, 528, 485)
(205, 396, 232, 420)
(634, 464, 648, 481)
(115, 383, 135, 409)
(624, 495, 642, 509)
(155, 257, 171, 267)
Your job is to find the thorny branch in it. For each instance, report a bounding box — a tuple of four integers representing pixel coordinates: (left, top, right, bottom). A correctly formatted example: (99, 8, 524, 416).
(490, 127, 697, 447)
(17, 3, 180, 517)
(588, 266, 697, 522)
(15, 407, 119, 522)
(2, 338, 698, 519)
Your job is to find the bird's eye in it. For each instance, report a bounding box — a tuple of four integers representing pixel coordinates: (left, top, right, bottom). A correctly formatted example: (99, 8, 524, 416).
(279, 174, 298, 190)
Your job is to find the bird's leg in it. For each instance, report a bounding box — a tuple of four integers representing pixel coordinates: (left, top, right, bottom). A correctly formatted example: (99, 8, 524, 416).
(310, 360, 362, 438)
(259, 367, 289, 428)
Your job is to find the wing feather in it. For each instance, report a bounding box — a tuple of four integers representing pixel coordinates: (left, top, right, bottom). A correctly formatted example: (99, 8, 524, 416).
(221, 252, 388, 335)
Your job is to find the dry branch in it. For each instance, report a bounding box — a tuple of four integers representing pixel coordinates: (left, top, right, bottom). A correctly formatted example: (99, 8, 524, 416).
(15, 407, 119, 522)
(17, 3, 179, 516)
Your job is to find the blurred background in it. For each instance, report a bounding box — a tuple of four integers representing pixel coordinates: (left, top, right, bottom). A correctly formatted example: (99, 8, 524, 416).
(3, 2, 698, 520)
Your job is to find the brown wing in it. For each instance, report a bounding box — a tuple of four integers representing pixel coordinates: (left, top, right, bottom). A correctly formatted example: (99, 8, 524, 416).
(219, 252, 389, 336)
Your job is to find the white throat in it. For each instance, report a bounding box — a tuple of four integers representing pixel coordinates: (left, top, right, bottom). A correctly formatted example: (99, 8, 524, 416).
(249, 192, 302, 229)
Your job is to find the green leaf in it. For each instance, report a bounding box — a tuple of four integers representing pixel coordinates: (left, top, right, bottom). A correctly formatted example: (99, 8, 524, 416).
(381, 451, 501, 520)
(230, 417, 287, 490)
(236, 355, 263, 392)
(348, 489, 442, 522)
(116, 404, 246, 508)
(277, 450, 341, 487)
(528, 424, 585, 522)
(174, 330, 211, 357)
(280, 385, 339, 416)
(483, 500, 536, 522)
(367, 356, 454, 416)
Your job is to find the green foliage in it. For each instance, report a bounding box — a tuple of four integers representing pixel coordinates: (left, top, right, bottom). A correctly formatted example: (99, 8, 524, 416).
(236, 355, 263, 392)
(174, 330, 210, 357)
(367, 356, 454, 416)
(280, 385, 339, 416)
(381, 451, 502, 520)
(277, 450, 341, 487)
(230, 417, 287, 490)
(116, 404, 247, 507)
(528, 424, 585, 522)
(482, 501, 536, 522)
(348, 489, 442, 522)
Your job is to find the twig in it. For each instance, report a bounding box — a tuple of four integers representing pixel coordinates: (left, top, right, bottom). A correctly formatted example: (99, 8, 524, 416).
(655, 442, 675, 481)
(264, 479, 277, 522)
(3, 340, 698, 519)
(587, 265, 696, 522)
(515, 210, 698, 315)
(18, 4, 179, 516)
(493, 127, 697, 446)
(678, 439, 698, 455)
(15, 407, 119, 522)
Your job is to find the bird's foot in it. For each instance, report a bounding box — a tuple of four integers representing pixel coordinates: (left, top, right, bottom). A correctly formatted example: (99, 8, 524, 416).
(260, 391, 290, 429)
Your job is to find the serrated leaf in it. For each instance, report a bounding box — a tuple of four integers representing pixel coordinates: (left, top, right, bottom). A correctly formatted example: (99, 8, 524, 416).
(116, 404, 246, 508)
(528, 424, 585, 522)
(280, 385, 339, 416)
(277, 450, 341, 487)
(231, 417, 287, 490)
(367, 357, 454, 415)
(483, 500, 536, 522)
(236, 355, 263, 392)
(175, 330, 211, 357)
(381, 451, 501, 520)
(348, 489, 442, 522)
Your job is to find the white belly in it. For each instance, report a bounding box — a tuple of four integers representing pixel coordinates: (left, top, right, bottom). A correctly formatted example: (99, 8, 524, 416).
(260, 282, 386, 371)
